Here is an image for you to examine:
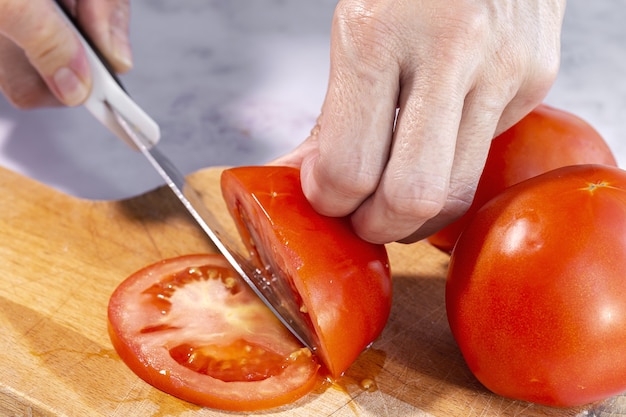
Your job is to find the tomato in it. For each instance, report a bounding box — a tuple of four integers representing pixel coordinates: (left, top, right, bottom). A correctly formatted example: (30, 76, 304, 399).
(108, 254, 321, 411)
(428, 104, 617, 253)
(445, 164, 626, 407)
(220, 165, 392, 378)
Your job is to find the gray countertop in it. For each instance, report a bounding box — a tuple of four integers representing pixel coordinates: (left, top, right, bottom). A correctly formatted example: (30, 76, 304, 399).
(0, 0, 623, 200)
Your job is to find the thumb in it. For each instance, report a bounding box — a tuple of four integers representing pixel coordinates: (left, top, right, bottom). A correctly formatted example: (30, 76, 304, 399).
(0, 0, 90, 106)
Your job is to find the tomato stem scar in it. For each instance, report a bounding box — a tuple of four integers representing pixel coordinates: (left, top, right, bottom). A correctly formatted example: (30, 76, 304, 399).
(583, 181, 609, 193)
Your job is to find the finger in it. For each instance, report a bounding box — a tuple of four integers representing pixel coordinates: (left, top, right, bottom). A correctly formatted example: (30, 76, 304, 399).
(398, 91, 511, 243)
(349, 66, 468, 243)
(0, 0, 90, 106)
(0, 36, 61, 108)
(74, 0, 132, 73)
(298, 4, 400, 217)
(493, 76, 559, 137)
(399, 65, 558, 243)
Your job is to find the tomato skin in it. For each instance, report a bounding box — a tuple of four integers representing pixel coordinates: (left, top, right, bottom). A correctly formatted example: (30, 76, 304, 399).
(446, 164, 626, 407)
(428, 104, 617, 253)
(221, 166, 392, 378)
(108, 254, 321, 411)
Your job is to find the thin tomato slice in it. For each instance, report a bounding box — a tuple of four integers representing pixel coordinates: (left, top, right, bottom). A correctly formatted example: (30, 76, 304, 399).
(108, 254, 321, 411)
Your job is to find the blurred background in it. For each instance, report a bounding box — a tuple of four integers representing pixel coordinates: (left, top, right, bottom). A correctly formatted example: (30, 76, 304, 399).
(0, 0, 623, 200)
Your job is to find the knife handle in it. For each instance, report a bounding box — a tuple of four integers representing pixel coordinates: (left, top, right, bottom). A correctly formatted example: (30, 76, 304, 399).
(53, 0, 160, 148)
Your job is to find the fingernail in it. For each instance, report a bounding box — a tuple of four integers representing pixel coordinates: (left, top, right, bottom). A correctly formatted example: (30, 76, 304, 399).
(111, 9, 133, 70)
(53, 66, 89, 106)
(113, 37, 133, 70)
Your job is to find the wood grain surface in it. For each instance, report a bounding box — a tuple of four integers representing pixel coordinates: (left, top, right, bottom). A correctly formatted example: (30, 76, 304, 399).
(1, 165, 624, 417)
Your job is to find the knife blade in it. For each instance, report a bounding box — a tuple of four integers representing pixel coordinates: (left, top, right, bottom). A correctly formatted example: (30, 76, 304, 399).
(54, 1, 318, 352)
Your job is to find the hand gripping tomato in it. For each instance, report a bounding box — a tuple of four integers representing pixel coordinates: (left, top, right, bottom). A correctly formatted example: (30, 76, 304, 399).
(221, 165, 392, 378)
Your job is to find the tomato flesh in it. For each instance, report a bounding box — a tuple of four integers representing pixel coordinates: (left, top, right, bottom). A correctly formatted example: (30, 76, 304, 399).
(220, 166, 392, 378)
(428, 104, 617, 253)
(108, 254, 320, 411)
(169, 339, 291, 382)
(446, 164, 626, 407)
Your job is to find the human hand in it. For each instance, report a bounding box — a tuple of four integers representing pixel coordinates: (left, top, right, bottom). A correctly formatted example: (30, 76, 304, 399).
(0, 0, 131, 109)
(273, 0, 566, 244)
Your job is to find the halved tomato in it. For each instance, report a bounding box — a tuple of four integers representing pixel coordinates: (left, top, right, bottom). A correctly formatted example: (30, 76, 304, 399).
(221, 166, 392, 378)
(108, 254, 321, 411)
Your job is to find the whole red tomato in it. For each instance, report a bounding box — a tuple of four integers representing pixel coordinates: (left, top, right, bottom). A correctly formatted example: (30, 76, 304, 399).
(428, 104, 617, 253)
(446, 164, 626, 407)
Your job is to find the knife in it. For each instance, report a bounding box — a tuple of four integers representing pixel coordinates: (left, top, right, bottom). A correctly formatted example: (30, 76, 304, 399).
(53, 1, 318, 352)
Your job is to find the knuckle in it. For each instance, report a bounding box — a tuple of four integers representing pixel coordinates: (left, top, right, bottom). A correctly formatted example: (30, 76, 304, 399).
(383, 179, 449, 224)
(318, 162, 381, 202)
(332, 1, 401, 70)
(333, 1, 384, 39)
(428, 3, 491, 51)
(530, 55, 560, 93)
(359, 175, 477, 244)
(25, 29, 68, 69)
(380, 172, 478, 226)
(442, 186, 475, 221)
(0, 3, 76, 76)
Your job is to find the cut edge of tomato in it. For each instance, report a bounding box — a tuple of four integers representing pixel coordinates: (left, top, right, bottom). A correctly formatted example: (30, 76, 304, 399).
(108, 321, 323, 411)
(220, 166, 393, 380)
(107, 254, 324, 412)
(233, 200, 322, 353)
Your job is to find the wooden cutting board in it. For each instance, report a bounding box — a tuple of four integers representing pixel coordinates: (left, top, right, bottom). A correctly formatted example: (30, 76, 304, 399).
(1, 165, 624, 417)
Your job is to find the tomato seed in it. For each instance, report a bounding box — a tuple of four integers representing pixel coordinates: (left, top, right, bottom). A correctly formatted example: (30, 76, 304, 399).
(224, 276, 236, 289)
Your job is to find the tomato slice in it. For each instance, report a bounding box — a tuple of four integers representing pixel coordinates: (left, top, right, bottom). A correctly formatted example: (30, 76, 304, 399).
(108, 254, 321, 411)
(220, 166, 392, 378)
